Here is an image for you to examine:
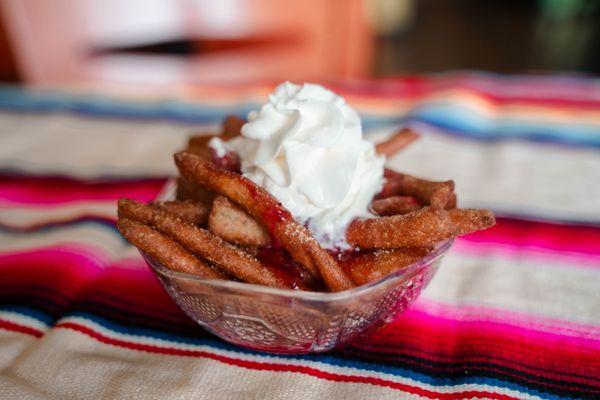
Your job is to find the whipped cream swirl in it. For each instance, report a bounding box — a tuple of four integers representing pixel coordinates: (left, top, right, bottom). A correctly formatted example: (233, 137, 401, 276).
(214, 82, 385, 249)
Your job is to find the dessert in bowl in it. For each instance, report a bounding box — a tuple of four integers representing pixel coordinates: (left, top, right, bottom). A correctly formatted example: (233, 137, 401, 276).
(117, 82, 494, 353)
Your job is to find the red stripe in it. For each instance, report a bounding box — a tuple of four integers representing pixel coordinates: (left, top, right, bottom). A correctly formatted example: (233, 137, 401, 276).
(55, 321, 517, 400)
(0, 175, 166, 204)
(329, 75, 600, 109)
(0, 318, 44, 337)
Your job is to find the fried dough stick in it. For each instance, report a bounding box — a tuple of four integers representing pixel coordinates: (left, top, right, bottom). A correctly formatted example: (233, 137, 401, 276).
(209, 196, 270, 247)
(176, 177, 216, 203)
(347, 206, 495, 249)
(375, 128, 420, 156)
(222, 115, 245, 137)
(187, 114, 244, 142)
(185, 114, 244, 161)
(201, 194, 470, 249)
(342, 248, 431, 285)
(371, 196, 421, 216)
(185, 136, 240, 172)
(117, 217, 226, 279)
(381, 169, 455, 208)
(445, 193, 457, 209)
(448, 208, 496, 236)
(174, 152, 354, 292)
(153, 200, 211, 226)
(186, 134, 215, 160)
(118, 198, 289, 289)
(347, 206, 455, 249)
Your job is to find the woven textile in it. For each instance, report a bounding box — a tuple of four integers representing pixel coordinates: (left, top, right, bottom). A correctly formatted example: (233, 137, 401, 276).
(0, 73, 599, 399)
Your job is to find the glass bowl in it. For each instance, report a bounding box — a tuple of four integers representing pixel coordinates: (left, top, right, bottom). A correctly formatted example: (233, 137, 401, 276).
(142, 238, 452, 354)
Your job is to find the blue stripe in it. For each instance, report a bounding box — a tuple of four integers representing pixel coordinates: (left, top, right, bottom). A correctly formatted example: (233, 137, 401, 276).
(0, 305, 53, 326)
(407, 104, 600, 147)
(0, 305, 574, 399)
(0, 87, 256, 124)
(1, 86, 600, 148)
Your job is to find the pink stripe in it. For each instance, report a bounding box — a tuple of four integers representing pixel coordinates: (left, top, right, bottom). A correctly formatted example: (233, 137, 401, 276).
(328, 75, 600, 108)
(0, 245, 184, 317)
(391, 309, 600, 354)
(463, 217, 600, 257)
(413, 299, 600, 340)
(0, 244, 145, 274)
(0, 175, 165, 205)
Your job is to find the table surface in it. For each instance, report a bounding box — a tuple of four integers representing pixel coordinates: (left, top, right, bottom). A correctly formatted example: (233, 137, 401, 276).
(0, 73, 599, 399)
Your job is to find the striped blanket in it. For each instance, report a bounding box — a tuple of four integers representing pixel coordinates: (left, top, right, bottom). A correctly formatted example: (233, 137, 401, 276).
(0, 73, 599, 399)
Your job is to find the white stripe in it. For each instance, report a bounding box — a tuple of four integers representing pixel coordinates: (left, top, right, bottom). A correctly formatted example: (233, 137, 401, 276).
(0, 201, 116, 227)
(423, 248, 600, 326)
(0, 222, 138, 261)
(3, 112, 600, 225)
(454, 240, 600, 270)
(0, 311, 48, 331)
(0, 112, 214, 178)
(382, 122, 600, 223)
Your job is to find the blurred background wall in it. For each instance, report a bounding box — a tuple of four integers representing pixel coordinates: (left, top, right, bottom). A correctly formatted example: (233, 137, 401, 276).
(0, 0, 598, 89)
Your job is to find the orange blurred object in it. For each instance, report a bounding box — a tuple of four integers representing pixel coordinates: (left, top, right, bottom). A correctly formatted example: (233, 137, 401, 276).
(0, 0, 374, 88)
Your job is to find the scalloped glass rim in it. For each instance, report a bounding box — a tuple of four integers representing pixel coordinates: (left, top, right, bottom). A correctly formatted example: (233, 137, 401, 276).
(143, 238, 453, 301)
